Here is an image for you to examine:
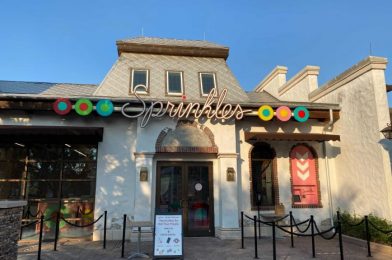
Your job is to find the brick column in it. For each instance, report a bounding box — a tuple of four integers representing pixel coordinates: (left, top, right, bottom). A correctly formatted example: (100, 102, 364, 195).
(0, 200, 27, 260)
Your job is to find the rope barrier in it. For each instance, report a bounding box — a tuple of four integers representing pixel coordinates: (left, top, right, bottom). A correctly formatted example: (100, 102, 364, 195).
(21, 220, 39, 228)
(313, 221, 338, 240)
(340, 218, 365, 227)
(60, 214, 103, 228)
(292, 218, 312, 233)
(368, 221, 392, 234)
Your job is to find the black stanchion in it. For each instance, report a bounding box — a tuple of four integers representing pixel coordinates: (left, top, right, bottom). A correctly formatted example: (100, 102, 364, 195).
(241, 211, 244, 249)
(103, 210, 107, 249)
(365, 216, 371, 257)
(38, 215, 44, 260)
(290, 211, 294, 248)
(53, 211, 60, 251)
(253, 215, 258, 259)
(338, 218, 344, 260)
(121, 214, 126, 258)
(272, 221, 276, 260)
(311, 215, 315, 258)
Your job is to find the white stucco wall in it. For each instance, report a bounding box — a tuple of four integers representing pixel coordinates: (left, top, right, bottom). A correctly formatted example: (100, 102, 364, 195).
(311, 59, 392, 219)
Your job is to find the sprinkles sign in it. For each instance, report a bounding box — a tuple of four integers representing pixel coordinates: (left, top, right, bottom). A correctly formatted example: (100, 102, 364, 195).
(52, 88, 310, 127)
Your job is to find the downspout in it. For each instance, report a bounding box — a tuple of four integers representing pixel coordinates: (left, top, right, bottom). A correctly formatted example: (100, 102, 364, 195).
(323, 109, 335, 227)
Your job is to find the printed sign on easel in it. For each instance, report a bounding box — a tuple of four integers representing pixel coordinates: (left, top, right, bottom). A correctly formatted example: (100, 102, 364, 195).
(153, 213, 183, 259)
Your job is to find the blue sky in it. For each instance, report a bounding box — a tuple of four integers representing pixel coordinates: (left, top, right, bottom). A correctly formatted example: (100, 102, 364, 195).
(0, 1, 391, 98)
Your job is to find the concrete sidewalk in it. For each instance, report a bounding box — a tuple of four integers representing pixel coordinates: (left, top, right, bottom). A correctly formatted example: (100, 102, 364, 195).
(18, 236, 391, 259)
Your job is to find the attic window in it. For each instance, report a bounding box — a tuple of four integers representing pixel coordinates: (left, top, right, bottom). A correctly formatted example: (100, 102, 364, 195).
(131, 69, 149, 93)
(200, 73, 217, 96)
(166, 71, 183, 95)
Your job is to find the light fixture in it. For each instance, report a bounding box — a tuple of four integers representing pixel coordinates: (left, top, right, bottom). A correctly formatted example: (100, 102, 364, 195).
(140, 167, 148, 182)
(381, 123, 392, 139)
(14, 142, 25, 147)
(226, 167, 235, 181)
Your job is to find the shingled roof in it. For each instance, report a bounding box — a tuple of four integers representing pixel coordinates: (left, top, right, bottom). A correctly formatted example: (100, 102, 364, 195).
(0, 80, 97, 97)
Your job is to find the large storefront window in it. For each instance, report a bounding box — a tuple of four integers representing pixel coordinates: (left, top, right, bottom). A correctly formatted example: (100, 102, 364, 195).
(0, 142, 97, 238)
(250, 142, 278, 210)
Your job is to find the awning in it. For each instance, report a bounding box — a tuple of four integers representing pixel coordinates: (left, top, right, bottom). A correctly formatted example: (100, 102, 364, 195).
(0, 125, 103, 143)
(245, 132, 340, 142)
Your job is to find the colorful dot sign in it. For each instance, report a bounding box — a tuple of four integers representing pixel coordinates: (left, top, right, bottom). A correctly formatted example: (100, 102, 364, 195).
(96, 99, 114, 117)
(53, 98, 72, 115)
(293, 106, 309, 122)
(258, 105, 274, 121)
(276, 106, 292, 122)
(74, 99, 93, 116)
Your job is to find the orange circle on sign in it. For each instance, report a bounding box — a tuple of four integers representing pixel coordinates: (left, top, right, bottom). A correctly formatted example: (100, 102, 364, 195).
(276, 106, 292, 121)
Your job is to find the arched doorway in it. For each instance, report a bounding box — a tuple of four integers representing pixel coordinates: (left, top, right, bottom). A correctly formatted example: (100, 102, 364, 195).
(155, 121, 216, 236)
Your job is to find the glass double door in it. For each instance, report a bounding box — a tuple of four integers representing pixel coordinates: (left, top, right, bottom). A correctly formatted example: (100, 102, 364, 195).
(156, 162, 214, 236)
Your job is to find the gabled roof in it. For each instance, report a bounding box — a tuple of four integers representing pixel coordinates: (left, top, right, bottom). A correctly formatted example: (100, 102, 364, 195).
(116, 37, 229, 59)
(246, 90, 280, 103)
(0, 80, 97, 97)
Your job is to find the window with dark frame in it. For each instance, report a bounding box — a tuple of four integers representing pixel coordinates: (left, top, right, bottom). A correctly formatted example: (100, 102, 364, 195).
(167, 71, 183, 95)
(250, 142, 277, 208)
(0, 143, 98, 236)
(132, 69, 149, 93)
(200, 73, 216, 96)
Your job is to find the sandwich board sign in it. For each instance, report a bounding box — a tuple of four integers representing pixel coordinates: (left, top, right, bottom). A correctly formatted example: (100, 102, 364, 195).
(153, 212, 183, 259)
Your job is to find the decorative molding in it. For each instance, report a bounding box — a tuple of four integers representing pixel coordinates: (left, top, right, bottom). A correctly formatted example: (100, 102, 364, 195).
(155, 120, 218, 154)
(217, 153, 238, 159)
(254, 66, 288, 92)
(309, 56, 388, 102)
(278, 66, 320, 96)
(134, 152, 155, 159)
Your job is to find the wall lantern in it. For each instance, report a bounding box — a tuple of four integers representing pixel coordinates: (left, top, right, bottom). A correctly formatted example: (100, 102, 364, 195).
(140, 167, 148, 182)
(381, 123, 392, 139)
(226, 167, 235, 182)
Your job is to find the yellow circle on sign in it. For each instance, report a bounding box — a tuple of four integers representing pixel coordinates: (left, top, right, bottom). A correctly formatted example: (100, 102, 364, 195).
(258, 105, 274, 121)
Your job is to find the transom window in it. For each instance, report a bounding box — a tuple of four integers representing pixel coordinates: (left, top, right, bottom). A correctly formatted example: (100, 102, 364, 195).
(200, 73, 217, 96)
(166, 71, 184, 95)
(131, 69, 149, 93)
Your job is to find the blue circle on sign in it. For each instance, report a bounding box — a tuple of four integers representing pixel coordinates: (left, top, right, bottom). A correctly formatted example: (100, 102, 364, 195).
(96, 99, 114, 117)
(58, 102, 67, 111)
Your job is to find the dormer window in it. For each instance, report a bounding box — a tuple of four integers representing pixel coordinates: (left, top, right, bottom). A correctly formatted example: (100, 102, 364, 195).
(200, 72, 217, 96)
(166, 71, 183, 95)
(131, 69, 149, 93)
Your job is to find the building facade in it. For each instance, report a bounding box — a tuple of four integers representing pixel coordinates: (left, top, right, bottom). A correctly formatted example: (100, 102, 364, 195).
(0, 37, 391, 240)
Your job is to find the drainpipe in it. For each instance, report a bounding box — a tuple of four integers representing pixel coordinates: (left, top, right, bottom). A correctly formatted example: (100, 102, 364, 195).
(323, 109, 335, 227)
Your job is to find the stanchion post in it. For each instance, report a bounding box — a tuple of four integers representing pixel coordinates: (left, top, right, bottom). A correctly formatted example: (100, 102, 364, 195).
(38, 215, 44, 260)
(53, 211, 60, 251)
(272, 221, 276, 260)
(311, 215, 315, 258)
(253, 215, 258, 259)
(290, 211, 294, 248)
(121, 214, 126, 258)
(365, 216, 371, 257)
(338, 217, 344, 260)
(103, 210, 107, 249)
(241, 211, 244, 249)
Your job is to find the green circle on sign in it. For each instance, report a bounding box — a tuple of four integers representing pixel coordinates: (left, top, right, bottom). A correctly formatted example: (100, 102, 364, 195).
(75, 99, 93, 116)
(262, 110, 270, 116)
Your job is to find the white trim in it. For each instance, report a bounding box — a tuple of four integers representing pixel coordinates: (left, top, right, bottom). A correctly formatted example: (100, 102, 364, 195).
(200, 72, 217, 96)
(131, 69, 149, 94)
(166, 71, 184, 96)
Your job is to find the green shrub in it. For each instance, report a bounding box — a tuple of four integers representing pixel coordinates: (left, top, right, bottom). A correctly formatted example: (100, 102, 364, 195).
(334, 211, 392, 246)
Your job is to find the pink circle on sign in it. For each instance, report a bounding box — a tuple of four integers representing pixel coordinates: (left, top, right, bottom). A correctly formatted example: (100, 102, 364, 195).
(276, 106, 292, 121)
(195, 183, 202, 191)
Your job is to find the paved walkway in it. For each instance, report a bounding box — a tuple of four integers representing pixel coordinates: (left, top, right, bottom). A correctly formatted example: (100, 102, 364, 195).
(18, 236, 391, 259)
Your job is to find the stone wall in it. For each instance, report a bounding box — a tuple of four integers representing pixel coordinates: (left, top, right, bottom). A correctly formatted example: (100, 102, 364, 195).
(0, 201, 26, 260)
